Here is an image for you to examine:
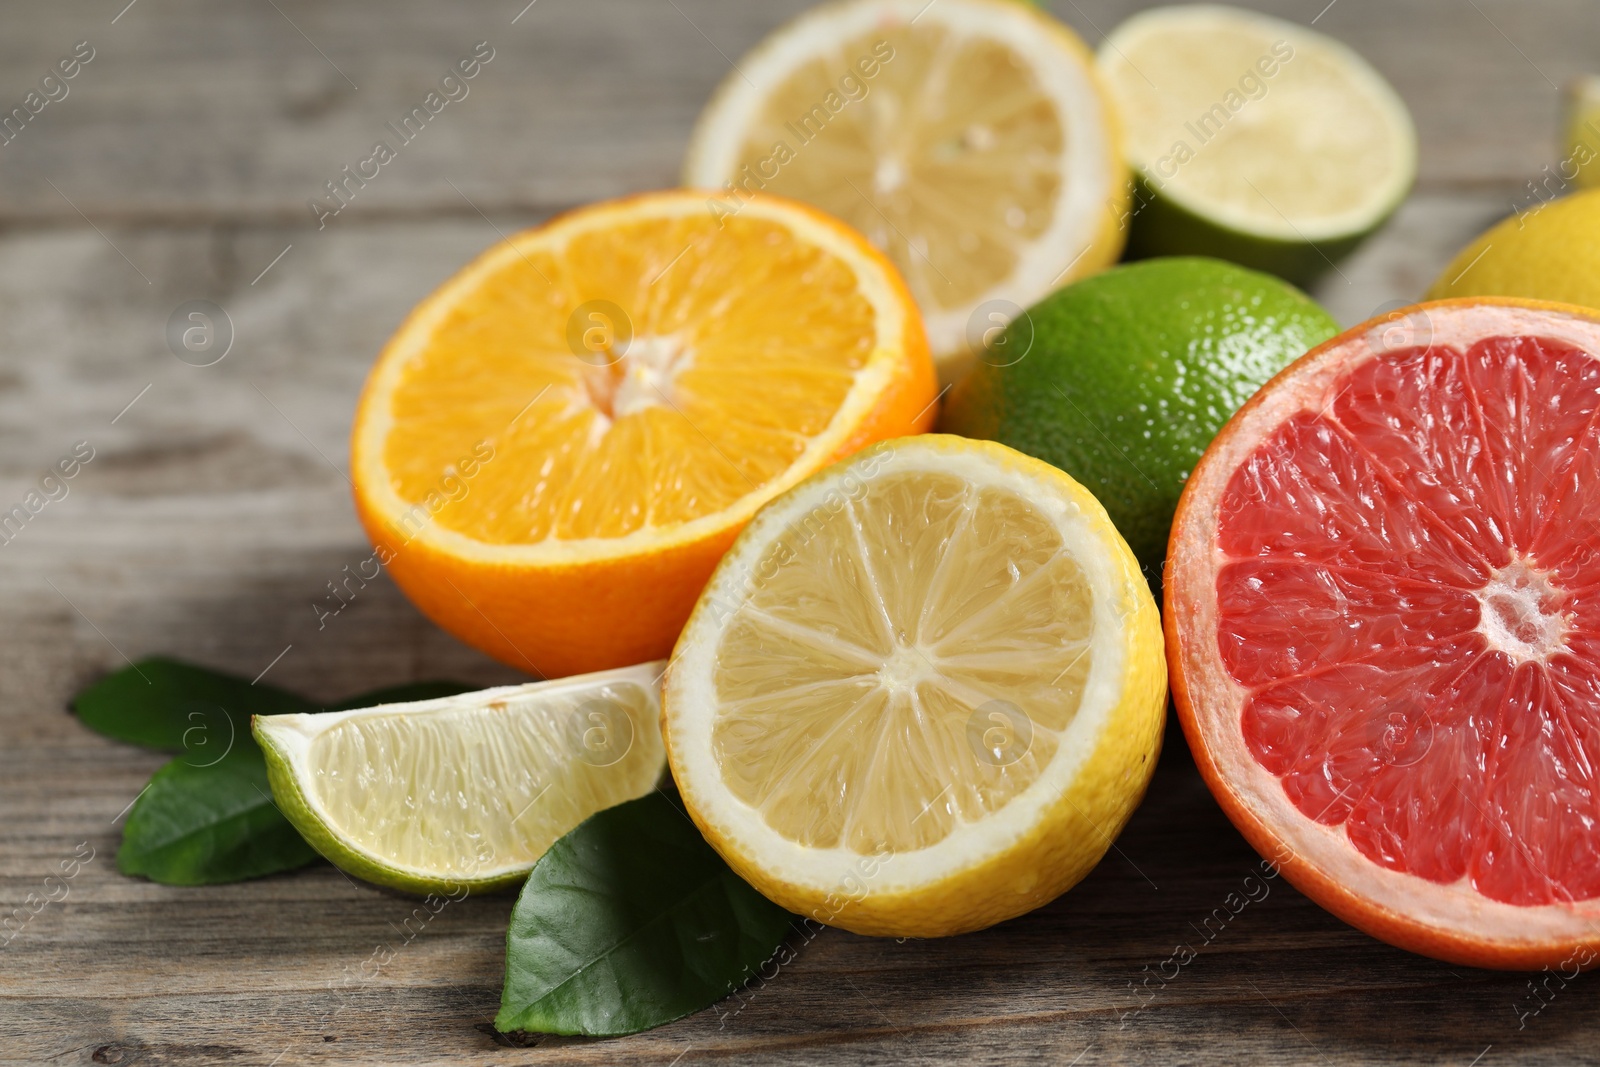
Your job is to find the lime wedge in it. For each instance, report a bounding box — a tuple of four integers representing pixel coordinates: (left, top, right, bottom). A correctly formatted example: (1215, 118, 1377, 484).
(254, 662, 667, 894)
(1097, 4, 1415, 284)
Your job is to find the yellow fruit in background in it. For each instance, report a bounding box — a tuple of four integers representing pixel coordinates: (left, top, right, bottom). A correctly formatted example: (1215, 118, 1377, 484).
(1565, 76, 1600, 189)
(1427, 187, 1600, 311)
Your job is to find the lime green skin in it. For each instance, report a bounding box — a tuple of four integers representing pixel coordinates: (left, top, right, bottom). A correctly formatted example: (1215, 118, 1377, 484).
(255, 717, 529, 896)
(1124, 173, 1391, 288)
(940, 257, 1338, 580)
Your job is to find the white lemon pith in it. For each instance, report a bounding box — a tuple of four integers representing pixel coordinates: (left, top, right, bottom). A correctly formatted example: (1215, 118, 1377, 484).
(255, 662, 667, 894)
(683, 0, 1126, 382)
(663, 436, 1166, 937)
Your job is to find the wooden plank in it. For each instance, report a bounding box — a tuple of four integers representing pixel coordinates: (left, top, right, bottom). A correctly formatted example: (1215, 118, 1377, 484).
(3, 0, 1599, 1063)
(0, 0, 1594, 226)
(6, 730, 1595, 1064)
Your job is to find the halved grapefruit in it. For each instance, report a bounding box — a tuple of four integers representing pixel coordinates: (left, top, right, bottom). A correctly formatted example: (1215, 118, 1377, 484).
(1167, 297, 1600, 969)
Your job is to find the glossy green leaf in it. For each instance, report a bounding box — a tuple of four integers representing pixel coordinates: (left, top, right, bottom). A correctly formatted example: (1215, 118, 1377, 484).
(497, 791, 797, 1037)
(72, 657, 311, 752)
(98, 661, 478, 885)
(117, 744, 319, 885)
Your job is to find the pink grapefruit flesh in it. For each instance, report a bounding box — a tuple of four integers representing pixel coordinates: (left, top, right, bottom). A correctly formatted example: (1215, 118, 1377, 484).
(1167, 298, 1600, 969)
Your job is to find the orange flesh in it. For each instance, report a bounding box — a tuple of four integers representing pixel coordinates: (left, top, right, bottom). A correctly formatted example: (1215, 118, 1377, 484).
(384, 214, 878, 543)
(1216, 332, 1600, 906)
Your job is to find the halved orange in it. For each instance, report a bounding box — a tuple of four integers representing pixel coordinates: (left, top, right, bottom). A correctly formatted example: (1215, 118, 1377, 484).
(1167, 297, 1600, 969)
(352, 190, 936, 678)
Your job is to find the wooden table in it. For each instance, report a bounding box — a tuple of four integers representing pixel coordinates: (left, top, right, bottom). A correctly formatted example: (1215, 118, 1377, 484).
(3, 1, 1596, 1063)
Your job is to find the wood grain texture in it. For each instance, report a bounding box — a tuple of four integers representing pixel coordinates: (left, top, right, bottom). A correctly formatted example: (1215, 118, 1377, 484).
(0, 0, 1594, 224)
(1, 1, 1596, 1064)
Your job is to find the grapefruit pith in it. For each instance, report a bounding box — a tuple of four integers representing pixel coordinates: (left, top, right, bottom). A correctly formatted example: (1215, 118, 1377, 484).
(1166, 297, 1600, 969)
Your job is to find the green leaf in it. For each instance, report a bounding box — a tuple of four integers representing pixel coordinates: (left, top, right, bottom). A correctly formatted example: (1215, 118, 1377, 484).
(325, 680, 476, 710)
(117, 744, 319, 885)
(97, 661, 479, 885)
(496, 791, 797, 1037)
(72, 657, 312, 752)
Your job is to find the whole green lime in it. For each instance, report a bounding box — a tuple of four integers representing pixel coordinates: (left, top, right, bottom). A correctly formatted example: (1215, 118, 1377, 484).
(941, 257, 1338, 577)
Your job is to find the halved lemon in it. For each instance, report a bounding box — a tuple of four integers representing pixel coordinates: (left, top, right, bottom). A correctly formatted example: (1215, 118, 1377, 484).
(352, 190, 936, 679)
(255, 662, 667, 894)
(663, 435, 1166, 937)
(682, 0, 1127, 385)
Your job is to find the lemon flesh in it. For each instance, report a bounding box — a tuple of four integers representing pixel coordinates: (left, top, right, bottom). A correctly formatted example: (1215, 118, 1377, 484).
(255, 663, 667, 894)
(683, 0, 1126, 384)
(664, 436, 1167, 937)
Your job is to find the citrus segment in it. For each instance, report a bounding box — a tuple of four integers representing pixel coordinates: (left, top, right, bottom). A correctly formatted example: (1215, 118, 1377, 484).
(666, 435, 1166, 937)
(254, 662, 668, 894)
(352, 191, 936, 677)
(683, 0, 1127, 383)
(1167, 298, 1600, 966)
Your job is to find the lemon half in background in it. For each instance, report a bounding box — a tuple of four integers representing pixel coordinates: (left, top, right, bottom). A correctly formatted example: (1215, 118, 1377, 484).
(683, 0, 1127, 386)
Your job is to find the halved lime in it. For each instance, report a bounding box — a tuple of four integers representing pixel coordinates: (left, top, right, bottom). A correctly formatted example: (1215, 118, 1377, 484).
(254, 662, 667, 894)
(1097, 5, 1415, 285)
